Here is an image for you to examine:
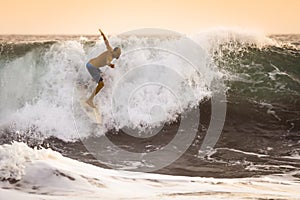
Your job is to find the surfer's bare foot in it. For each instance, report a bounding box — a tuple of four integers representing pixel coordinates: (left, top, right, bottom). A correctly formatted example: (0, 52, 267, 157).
(86, 99, 96, 108)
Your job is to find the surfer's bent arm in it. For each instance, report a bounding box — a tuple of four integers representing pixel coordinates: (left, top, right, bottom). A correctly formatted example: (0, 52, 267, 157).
(99, 29, 113, 52)
(106, 55, 114, 68)
(106, 59, 115, 68)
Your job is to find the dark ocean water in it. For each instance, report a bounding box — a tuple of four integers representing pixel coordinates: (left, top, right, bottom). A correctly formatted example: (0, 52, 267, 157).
(0, 32, 299, 178)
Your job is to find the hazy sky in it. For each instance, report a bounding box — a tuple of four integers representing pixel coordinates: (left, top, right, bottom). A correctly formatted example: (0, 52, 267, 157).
(1, 0, 300, 34)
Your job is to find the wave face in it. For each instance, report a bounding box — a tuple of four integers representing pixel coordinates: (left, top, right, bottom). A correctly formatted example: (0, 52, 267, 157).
(0, 32, 216, 140)
(0, 29, 300, 177)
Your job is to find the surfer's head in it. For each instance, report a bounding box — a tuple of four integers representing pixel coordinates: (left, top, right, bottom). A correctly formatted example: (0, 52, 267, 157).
(112, 47, 121, 59)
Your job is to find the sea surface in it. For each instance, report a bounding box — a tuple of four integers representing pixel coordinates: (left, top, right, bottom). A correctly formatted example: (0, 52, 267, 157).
(0, 28, 299, 199)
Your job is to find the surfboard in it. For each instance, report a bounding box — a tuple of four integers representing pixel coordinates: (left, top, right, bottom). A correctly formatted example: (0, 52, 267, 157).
(76, 85, 102, 124)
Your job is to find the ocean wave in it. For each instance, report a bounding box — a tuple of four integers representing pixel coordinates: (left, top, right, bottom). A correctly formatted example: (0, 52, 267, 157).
(0, 28, 299, 142)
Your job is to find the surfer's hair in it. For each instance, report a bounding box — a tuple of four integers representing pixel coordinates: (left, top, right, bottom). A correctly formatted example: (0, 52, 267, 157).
(113, 47, 120, 51)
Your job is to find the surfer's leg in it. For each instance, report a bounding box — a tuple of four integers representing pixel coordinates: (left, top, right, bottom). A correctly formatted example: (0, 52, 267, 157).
(95, 80, 104, 95)
(86, 81, 104, 108)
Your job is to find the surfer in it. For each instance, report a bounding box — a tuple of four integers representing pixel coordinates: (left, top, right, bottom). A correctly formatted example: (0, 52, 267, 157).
(85, 29, 121, 108)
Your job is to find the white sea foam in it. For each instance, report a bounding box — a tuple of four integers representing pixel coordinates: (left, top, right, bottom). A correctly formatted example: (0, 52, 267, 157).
(0, 142, 299, 200)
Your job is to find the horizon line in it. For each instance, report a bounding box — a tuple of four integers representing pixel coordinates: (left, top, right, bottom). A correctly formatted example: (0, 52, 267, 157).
(1, 32, 300, 36)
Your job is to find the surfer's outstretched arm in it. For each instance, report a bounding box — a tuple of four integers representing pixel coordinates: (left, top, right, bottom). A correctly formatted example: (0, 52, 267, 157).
(99, 29, 112, 51)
